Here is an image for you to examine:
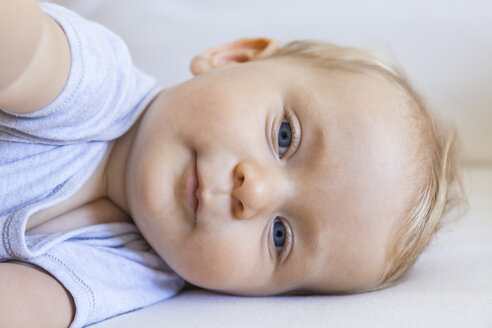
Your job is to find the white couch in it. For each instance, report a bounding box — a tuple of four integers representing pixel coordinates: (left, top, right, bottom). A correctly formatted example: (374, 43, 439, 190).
(47, 1, 492, 326)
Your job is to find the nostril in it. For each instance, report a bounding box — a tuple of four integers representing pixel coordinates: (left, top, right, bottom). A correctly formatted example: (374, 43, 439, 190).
(233, 200, 244, 219)
(232, 197, 244, 219)
(234, 172, 245, 188)
(237, 201, 244, 214)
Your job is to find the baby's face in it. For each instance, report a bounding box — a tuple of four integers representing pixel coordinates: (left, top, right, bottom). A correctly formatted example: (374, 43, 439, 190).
(126, 57, 414, 295)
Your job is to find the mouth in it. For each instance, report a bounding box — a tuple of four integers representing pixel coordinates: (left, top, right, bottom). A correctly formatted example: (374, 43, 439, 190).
(186, 152, 200, 221)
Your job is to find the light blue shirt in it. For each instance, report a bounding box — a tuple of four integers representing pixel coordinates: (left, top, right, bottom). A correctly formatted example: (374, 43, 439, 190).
(0, 3, 184, 327)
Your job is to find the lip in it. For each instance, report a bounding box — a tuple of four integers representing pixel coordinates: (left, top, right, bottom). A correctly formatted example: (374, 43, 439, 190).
(186, 153, 199, 221)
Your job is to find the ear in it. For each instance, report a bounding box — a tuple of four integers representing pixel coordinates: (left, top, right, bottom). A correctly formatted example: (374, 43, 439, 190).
(190, 38, 279, 76)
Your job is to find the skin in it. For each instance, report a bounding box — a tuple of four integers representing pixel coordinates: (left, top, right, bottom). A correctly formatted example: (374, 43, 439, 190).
(108, 54, 416, 296)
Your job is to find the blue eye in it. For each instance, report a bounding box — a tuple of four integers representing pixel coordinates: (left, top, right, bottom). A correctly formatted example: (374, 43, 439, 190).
(278, 120, 292, 158)
(273, 217, 286, 253)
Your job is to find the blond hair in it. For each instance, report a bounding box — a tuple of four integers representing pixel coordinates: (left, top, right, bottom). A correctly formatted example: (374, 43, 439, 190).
(270, 40, 467, 292)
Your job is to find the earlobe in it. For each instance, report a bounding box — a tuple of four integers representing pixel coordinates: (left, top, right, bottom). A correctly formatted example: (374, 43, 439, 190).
(189, 38, 279, 76)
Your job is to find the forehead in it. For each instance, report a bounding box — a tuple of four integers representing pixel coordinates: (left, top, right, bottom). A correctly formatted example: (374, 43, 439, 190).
(278, 64, 415, 292)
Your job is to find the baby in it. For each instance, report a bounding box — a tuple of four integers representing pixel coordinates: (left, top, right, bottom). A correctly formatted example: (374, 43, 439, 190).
(0, 1, 465, 327)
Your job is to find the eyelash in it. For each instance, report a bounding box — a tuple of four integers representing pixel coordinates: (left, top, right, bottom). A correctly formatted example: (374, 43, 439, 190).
(272, 217, 293, 261)
(276, 110, 300, 159)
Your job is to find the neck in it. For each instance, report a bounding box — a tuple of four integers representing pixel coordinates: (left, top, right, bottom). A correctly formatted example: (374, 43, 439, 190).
(103, 115, 144, 215)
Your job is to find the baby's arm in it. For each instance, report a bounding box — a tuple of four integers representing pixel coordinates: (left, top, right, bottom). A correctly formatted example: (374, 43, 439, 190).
(0, 262, 74, 327)
(0, 0, 70, 114)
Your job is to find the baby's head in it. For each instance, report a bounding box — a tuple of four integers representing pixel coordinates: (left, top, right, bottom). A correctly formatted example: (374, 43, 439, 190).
(125, 38, 465, 296)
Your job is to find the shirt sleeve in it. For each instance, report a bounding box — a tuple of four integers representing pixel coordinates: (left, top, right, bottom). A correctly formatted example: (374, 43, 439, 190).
(0, 2, 160, 145)
(23, 223, 185, 328)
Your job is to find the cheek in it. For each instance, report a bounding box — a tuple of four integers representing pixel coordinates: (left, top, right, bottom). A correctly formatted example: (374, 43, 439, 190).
(169, 82, 263, 146)
(172, 231, 256, 290)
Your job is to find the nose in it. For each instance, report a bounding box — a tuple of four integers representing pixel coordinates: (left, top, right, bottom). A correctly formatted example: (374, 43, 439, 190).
(232, 161, 286, 220)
